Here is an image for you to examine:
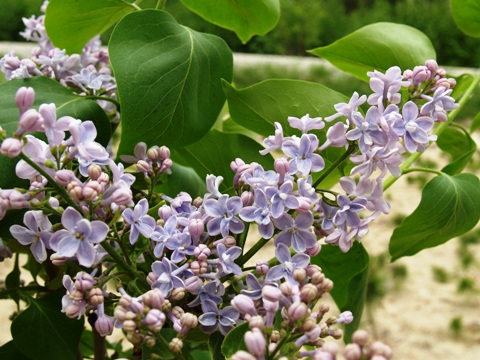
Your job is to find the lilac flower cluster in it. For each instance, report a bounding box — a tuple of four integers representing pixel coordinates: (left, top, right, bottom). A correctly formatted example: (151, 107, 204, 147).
(0, 60, 458, 358)
(0, 1, 115, 101)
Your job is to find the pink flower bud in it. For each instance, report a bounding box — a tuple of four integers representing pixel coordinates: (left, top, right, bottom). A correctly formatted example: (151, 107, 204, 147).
(231, 294, 256, 316)
(5, 56, 21, 71)
(230, 158, 245, 172)
(65, 303, 84, 318)
(67, 182, 83, 202)
(89, 288, 104, 306)
(1, 138, 22, 158)
(274, 157, 290, 175)
(343, 344, 362, 360)
(95, 314, 114, 336)
(82, 184, 98, 201)
(296, 197, 312, 212)
(248, 315, 265, 329)
(224, 235, 236, 248)
(256, 261, 269, 275)
(193, 244, 210, 261)
(180, 312, 198, 328)
(231, 351, 256, 360)
(123, 319, 137, 332)
(288, 301, 308, 321)
(15, 87, 35, 113)
(158, 146, 170, 160)
(158, 205, 172, 221)
(184, 276, 203, 293)
(18, 109, 43, 133)
(55, 170, 77, 186)
(136, 160, 152, 174)
(337, 311, 354, 324)
(188, 219, 204, 237)
(88, 164, 103, 180)
(306, 242, 321, 257)
(241, 191, 254, 206)
(142, 289, 164, 310)
(143, 308, 166, 332)
(244, 328, 266, 356)
(147, 147, 159, 161)
(263, 299, 279, 312)
(300, 284, 318, 302)
(262, 286, 282, 302)
(425, 59, 438, 74)
(352, 329, 369, 346)
(75, 272, 95, 292)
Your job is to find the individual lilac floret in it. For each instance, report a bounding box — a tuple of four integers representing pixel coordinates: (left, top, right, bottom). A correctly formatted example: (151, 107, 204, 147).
(324, 91, 366, 122)
(16, 135, 56, 180)
(216, 243, 243, 276)
(10, 210, 52, 263)
(420, 87, 459, 122)
(150, 258, 187, 296)
(122, 199, 156, 245)
(350, 146, 402, 179)
(188, 279, 225, 307)
(265, 180, 300, 219)
(367, 66, 408, 106)
(165, 232, 194, 263)
(50, 207, 109, 267)
(333, 195, 368, 228)
(198, 299, 239, 335)
(120, 142, 147, 164)
(240, 188, 275, 239)
(274, 212, 317, 253)
(288, 114, 325, 133)
(205, 174, 224, 199)
(346, 106, 388, 153)
(282, 134, 324, 176)
(204, 194, 245, 237)
(392, 101, 435, 152)
(266, 243, 310, 283)
(68, 65, 114, 93)
(259, 122, 284, 155)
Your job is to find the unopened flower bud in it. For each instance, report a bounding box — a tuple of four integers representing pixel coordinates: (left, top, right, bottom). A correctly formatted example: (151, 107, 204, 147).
(50, 253, 68, 266)
(180, 312, 198, 328)
(89, 288, 104, 305)
(306, 242, 321, 256)
(142, 289, 164, 310)
(67, 182, 83, 202)
(320, 278, 334, 293)
(158, 146, 170, 160)
(189, 219, 204, 237)
(248, 315, 265, 329)
(300, 283, 318, 303)
(311, 271, 325, 285)
(306, 264, 322, 277)
(1, 138, 22, 158)
(224, 235, 236, 248)
(352, 329, 369, 346)
(244, 328, 266, 356)
(184, 276, 203, 293)
(123, 319, 137, 332)
(263, 299, 279, 312)
(241, 191, 254, 206)
(15, 87, 35, 113)
(127, 332, 143, 344)
(159, 158, 173, 173)
(70, 289, 85, 302)
(294, 268, 307, 283)
(5, 56, 21, 71)
(75, 272, 95, 292)
(302, 316, 318, 333)
(65, 303, 83, 318)
(171, 287, 185, 301)
(56, 170, 76, 186)
(18, 109, 43, 133)
(95, 315, 114, 336)
(147, 147, 159, 161)
(332, 328, 343, 339)
(337, 311, 354, 324)
(143, 308, 166, 332)
(425, 59, 438, 74)
(114, 306, 127, 322)
(83, 183, 99, 201)
(274, 157, 290, 175)
(369, 341, 392, 358)
(87, 164, 103, 180)
(231, 294, 256, 316)
(271, 330, 281, 342)
(147, 271, 157, 286)
(168, 338, 183, 353)
(343, 344, 362, 360)
(231, 351, 256, 360)
(256, 261, 269, 275)
(296, 197, 312, 212)
(262, 286, 282, 302)
(136, 160, 152, 174)
(158, 205, 172, 221)
(288, 302, 308, 321)
(145, 337, 156, 348)
(171, 306, 184, 319)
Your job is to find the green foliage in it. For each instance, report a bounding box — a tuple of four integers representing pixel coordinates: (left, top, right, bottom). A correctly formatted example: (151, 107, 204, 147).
(437, 126, 477, 175)
(11, 293, 84, 360)
(310, 22, 436, 82)
(45, 0, 134, 54)
(450, 0, 480, 38)
(390, 173, 480, 261)
(432, 266, 450, 283)
(179, 0, 280, 43)
(109, 10, 233, 154)
(221, 322, 248, 358)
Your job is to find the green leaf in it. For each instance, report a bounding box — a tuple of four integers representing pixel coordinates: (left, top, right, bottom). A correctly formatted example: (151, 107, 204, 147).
(0, 77, 110, 189)
(179, 0, 280, 43)
(450, 73, 474, 102)
(309, 22, 436, 81)
(155, 163, 207, 198)
(471, 111, 480, 132)
(172, 130, 273, 194)
(5, 254, 21, 305)
(451, 0, 480, 37)
(45, 0, 134, 54)
(11, 292, 84, 360)
(389, 173, 480, 261)
(311, 242, 369, 342)
(208, 331, 225, 360)
(221, 322, 249, 358)
(109, 10, 233, 155)
(0, 341, 32, 360)
(437, 126, 477, 175)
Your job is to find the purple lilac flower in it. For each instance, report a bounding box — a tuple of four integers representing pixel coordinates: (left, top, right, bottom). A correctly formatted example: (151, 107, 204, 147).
(69, 65, 114, 93)
(204, 194, 244, 237)
(216, 243, 242, 276)
(122, 199, 156, 245)
(198, 299, 239, 335)
(274, 212, 317, 253)
(367, 66, 408, 106)
(265, 181, 300, 219)
(50, 207, 109, 267)
(240, 188, 275, 239)
(333, 195, 368, 228)
(151, 215, 179, 258)
(188, 279, 225, 307)
(350, 146, 403, 179)
(260, 122, 284, 155)
(325, 92, 367, 123)
(151, 258, 187, 296)
(165, 232, 194, 263)
(282, 134, 324, 176)
(421, 87, 459, 121)
(319, 122, 349, 151)
(120, 142, 147, 164)
(266, 243, 310, 283)
(346, 106, 388, 153)
(318, 200, 338, 232)
(205, 174, 224, 199)
(10, 210, 52, 263)
(326, 220, 369, 252)
(242, 164, 279, 189)
(392, 101, 435, 152)
(15, 135, 55, 180)
(287, 114, 325, 133)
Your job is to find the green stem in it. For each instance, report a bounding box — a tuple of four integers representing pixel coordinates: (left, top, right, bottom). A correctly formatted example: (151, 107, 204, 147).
(401, 167, 443, 176)
(156, 334, 186, 360)
(85, 95, 121, 112)
(268, 333, 291, 359)
(238, 238, 270, 266)
(100, 241, 138, 279)
(383, 74, 480, 190)
(313, 144, 357, 189)
(18, 153, 83, 213)
(156, 0, 167, 9)
(237, 222, 250, 249)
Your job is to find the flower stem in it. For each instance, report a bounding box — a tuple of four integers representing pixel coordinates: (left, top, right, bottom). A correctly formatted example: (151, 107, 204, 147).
(156, 0, 167, 10)
(238, 238, 270, 267)
(18, 153, 83, 213)
(100, 241, 138, 280)
(401, 167, 443, 176)
(383, 73, 480, 190)
(313, 144, 357, 189)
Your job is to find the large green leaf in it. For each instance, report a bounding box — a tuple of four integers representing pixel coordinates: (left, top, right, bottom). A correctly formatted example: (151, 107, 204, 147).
(311, 242, 369, 342)
(109, 10, 233, 155)
(309, 22, 436, 82)
(208, 331, 225, 360)
(0, 77, 110, 189)
(437, 126, 477, 175)
(389, 173, 480, 261)
(11, 292, 84, 360)
(451, 0, 480, 37)
(173, 130, 273, 194)
(221, 322, 248, 358)
(45, 0, 134, 54)
(155, 163, 207, 198)
(0, 341, 31, 360)
(179, 0, 280, 43)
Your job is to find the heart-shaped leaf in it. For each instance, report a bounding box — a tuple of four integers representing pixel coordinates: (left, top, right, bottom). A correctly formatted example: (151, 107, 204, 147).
(0, 77, 110, 189)
(109, 10, 233, 155)
(437, 126, 477, 175)
(179, 0, 280, 43)
(309, 22, 436, 81)
(221, 322, 249, 358)
(45, 0, 134, 54)
(451, 0, 480, 37)
(11, 292, 84, 360)
(389, 173, 480, 261)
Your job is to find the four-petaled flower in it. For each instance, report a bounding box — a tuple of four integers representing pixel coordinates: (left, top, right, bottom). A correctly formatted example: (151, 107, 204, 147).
(204, 194, 244, 237)
(198, 299, 239, 335)
(266, 243, 310, 283)
(122, 198, 156, 245)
